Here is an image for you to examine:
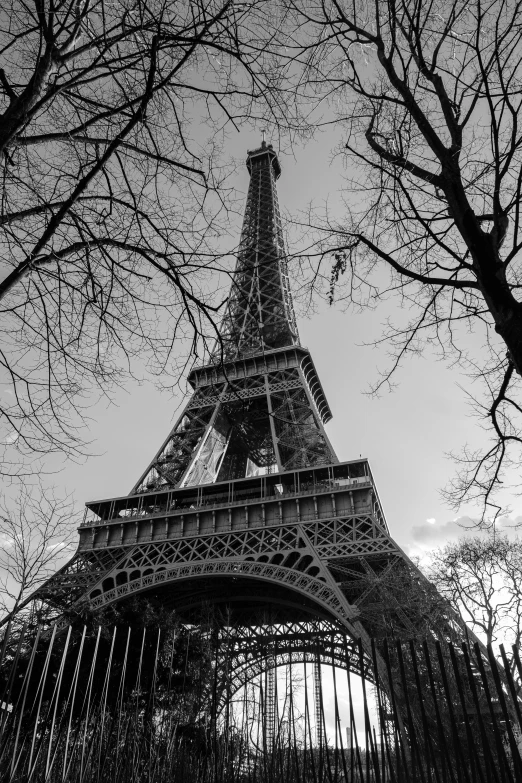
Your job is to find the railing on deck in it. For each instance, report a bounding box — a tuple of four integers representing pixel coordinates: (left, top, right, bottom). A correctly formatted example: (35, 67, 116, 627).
(81, 476, 374, 529)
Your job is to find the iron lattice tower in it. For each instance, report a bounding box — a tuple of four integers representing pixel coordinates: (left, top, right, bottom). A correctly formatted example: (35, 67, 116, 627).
(21, 142, 482, 722)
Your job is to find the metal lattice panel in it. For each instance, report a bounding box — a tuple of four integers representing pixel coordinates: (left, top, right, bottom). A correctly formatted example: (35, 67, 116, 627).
(271, 386, 335, 469)
(134, 394, 217, 492)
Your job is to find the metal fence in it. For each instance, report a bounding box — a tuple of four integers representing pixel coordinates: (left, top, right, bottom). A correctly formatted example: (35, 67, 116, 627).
(0, 619, 521, 782)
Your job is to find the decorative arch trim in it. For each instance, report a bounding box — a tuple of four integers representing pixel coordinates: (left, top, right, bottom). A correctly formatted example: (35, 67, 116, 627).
(87, 559, 359, 628)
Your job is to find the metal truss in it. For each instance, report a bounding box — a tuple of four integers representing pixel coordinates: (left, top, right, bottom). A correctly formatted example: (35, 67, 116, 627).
(132, 357, 336, 493)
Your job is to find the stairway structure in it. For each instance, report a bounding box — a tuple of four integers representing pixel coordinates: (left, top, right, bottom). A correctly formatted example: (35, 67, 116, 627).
(17, 142, 480, 717)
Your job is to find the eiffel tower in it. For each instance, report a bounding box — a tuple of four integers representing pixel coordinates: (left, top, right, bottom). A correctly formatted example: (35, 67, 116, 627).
(21, 141, 477, 705)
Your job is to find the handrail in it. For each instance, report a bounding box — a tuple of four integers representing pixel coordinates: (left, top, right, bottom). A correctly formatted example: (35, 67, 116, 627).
(80, 478, 373, 528)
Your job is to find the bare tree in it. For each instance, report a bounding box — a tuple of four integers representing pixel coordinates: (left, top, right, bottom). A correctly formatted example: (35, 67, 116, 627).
(0, 483, 79, 621)
(0, 0, 294, 471)
(284, 0, 522, 521)
(427, 533, 522, 674)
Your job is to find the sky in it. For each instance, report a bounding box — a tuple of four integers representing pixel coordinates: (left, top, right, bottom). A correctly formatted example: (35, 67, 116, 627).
(33, 121, 522, 564)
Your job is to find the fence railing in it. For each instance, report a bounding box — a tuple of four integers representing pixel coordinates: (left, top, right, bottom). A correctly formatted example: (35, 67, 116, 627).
(0, 619, 521, 782)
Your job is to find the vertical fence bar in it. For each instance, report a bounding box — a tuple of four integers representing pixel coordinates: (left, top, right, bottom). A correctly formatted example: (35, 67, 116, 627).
(79, 626, 102, 782)
(382, 639, 411, 781)
(371, 639, 398, 783)
(44, 625, 72, 780)
(485, 644, 522, 778)
(6, 627, 42, 779)
(345, 643, 365, 783)
(472, 643, 513, 783)
(331, 648, 350, 783)
(359, 638, 382, 783)
(61, 626, 87, 782)
(27, 625, 57, 779)
(460, 642, 499, 783)
(499, 643, 522, 731)
(408, 639, 439, 783)
(447, 643, 486, 783)
(303, 659, 318, 783)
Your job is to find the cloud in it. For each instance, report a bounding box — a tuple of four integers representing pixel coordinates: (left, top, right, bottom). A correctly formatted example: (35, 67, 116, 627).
(46, 542, 74, 552)
(410, 516, 477, 546)
(410, 514, 522, 549)
(496, 514, 522, 532)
